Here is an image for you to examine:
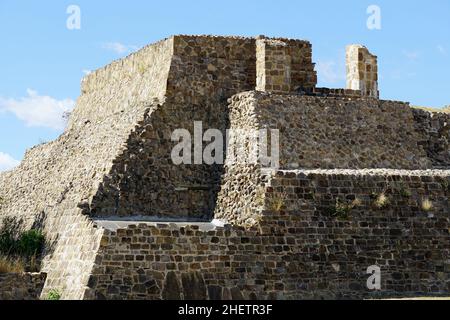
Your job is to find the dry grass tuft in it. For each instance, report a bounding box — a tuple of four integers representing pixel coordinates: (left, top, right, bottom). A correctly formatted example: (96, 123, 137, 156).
(268, 193, 288, 212)
(421, 198, 434, 212)
(412, 106, 450, 114)
(0, 256, 25, 274)
(374, 192, 390, 209)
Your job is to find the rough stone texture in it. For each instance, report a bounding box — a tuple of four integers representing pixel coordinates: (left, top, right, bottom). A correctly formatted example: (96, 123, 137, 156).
(256, 38, 292, 93)
(413, 109, 450, 168)
(346, 45, 378, 98)
(86, 169, 449, 299)
(89, 36, 258, 219)
(224, 91, 432, 170)
(0, 273, 47, 300)
(0, 35, 448, 300)
(0, 35, 257, 299)
(256, 37, 316, 93)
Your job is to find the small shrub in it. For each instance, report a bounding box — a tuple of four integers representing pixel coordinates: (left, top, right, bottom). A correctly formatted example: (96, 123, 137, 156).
(268, 193, 288, 212)
(0, 256, 24, 274)
(440, 180, 450, 191)
(0, 217, 23, 255)
(47, 289, 62, 301)
(374, 192, 390, 209)
(0, 217, 46, 273)
(327, 198, 361, 221)
(397, 184, 412, 198)
(421, 198, 433, 212)
(18, 230, 45, 258)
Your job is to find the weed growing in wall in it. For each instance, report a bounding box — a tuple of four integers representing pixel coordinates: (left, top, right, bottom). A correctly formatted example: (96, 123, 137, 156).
(421, 198, 434, 212)
(267, 192, 288, 212)
(393, 182, 412, 198)
(326, 198, 361, 221)
(374, 192, 390, 209)
(47, 289, 62, 301)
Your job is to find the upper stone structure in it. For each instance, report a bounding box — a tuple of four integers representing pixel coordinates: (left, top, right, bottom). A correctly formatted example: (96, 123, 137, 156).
(0, 35, 448, 300)
(346, 44, 379, 98)
(255, 36, 317, 93)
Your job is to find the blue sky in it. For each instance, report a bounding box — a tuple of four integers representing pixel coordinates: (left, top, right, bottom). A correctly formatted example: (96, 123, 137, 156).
(0, 0, 449, 170)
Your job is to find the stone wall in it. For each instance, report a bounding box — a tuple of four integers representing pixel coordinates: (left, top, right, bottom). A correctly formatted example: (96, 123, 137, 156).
(0, 35, 448, 300)
(346, 45, 378, 98)
(40, 208, 104, 300)
(312, 87, 362, 98)
(0, 38, 176, 299)
(89, 36, 260, 219)
(256, 38, 292, 93)
(256, 37, 316, 94)
(0, 272, 46, 300)
(226, 91, 432, 170)
(85, 169, 449, 300)
(0, 101, 152, 299)
(413, 109, 450, 168)
(71, 37, 174, 129)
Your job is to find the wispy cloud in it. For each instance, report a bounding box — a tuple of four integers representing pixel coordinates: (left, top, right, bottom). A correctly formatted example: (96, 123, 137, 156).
(0, 152, 20, 172)
(101, 42, 139, 55)
(403, 50, 420, 61)
(390, 69, 417, 80)
(316, 59, 345, 84)
(437, 45, 447, 55)
(0, 89, 75, 130)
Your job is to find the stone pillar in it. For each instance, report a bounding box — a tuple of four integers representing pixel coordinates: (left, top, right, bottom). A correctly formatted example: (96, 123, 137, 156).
(256, 37, 292, 93)
(346, 45, 379, 98)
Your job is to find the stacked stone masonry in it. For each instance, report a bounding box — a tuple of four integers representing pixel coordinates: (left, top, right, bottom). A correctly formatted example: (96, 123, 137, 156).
(0, 273, 46, 300)
(256, 36, 317, 94)
(0, 35, 448, 300)
(346, 45, 379, 98)
(87, 169, 449, 300)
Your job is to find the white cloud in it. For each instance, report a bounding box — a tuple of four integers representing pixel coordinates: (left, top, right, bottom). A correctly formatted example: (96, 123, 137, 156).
(0, 152, 20, 172)
(101, 42, 139, 55)
(0, 89, 75, 130)
(82, 69, 92, 75)
(437, 45, 447, 55)
(403, 50, 420, 61)
(316, 60, 345, 84)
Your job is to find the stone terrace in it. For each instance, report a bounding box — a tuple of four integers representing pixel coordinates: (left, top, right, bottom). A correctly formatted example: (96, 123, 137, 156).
(0, 35, 448, 300)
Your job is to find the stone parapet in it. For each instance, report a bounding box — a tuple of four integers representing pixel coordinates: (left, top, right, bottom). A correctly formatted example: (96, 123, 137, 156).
(346, 45, 379, 98)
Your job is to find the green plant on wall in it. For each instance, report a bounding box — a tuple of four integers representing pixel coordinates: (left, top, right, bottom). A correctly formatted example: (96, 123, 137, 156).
(439, 179, 450, 191)
(326, 197, 361, 221)
(0, 217, 46, 273)
(399, 187, 412, 198)
(393, 182, 412, 198)
(47, 289, 62, 301)
(18, 230, 45, 258)
(0, 217, 22, 255)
